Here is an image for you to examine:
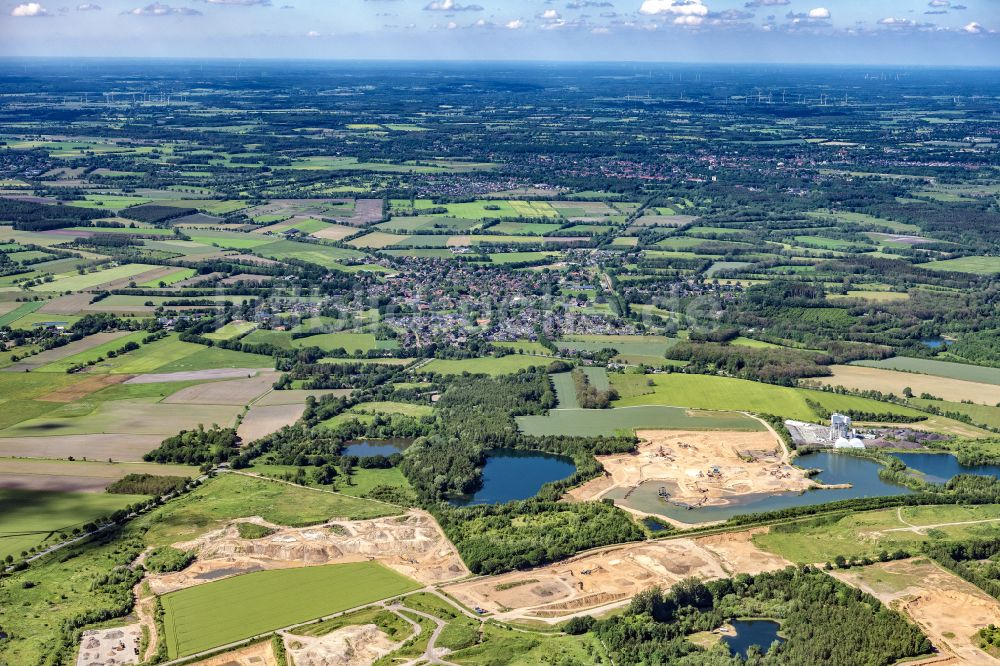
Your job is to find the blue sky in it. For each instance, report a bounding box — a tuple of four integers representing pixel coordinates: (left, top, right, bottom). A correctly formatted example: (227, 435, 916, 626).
(1, 0, 997, 64)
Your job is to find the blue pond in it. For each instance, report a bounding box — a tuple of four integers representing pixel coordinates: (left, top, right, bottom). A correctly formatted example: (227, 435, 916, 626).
(341, 439, 411, 457)
(894, 452, 1000, 484)
(723, 620, 785, 659)
(645, 451, 912, 523)
(921, 337, 953, 349)
(449, 449, 576, 506)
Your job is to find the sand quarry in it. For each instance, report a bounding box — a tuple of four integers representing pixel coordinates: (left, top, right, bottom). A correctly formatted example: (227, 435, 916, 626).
(568, 429, 816, 511)
(832, 558, 1000, 665)
(148, 509, 468, 595)
(446, 529, 790, 622)
(284, 624, 398, 666)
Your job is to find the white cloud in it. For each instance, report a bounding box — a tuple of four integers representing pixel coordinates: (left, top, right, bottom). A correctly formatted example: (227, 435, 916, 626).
(11, 2, 49, 16)
(202, 0, 271, 4)
(639, 0, 708, 17)
(76, 3, 101, 10)
(504, 18, 525, 29)
(305, 29, 319, 36)
(673, 14, 703, 25)
(127, 2, 201, 15)
(807, 7, 830, 19)
(424, 0, 482, 11)
(964, 21, 984, 33)
(539, 9, 559, 19)
(878, 17, 915, 26)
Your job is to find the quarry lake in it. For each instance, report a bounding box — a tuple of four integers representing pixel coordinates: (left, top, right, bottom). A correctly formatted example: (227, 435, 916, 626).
(449, 449, 576, 506)
(341, 439, 412, 457)
(893, 452, 1000, 483)
(625, 451, 912, 524)
(724, 620, 784, 658)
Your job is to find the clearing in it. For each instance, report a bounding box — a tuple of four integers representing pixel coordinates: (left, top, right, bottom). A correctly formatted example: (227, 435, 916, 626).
(833, 558, 1000, 665)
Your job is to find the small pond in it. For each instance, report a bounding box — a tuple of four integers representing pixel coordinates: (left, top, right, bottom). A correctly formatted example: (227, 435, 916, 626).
(921, 337, 953, 349)
(723, 619, 785, 659)
(449, 449, 576, 506)
(341, 439, 412, 458)
(894, 452, 1000, 484)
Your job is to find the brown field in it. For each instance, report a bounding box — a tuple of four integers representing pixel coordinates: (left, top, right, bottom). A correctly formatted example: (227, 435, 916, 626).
(163, 372, 278, 406)
(832, 559, 1000, 665)
(0, 434, 164, 461)
(309, 223, 359, 242)
(4, 331, 132, 372)
(37, 292, 94, 315)
(186, 641, 278, 666)
(567, 429, 814, 509)
(103, 266, 179, 291)
(148, 509, 468, 595)
(446, 530, 789, 622)
(237, 403, 306, 443)
(857, 417, 995, 440)
(125, 368, 272, 384)
(38, 373, 130, 403)
(254, 388, 352, 407)
(0, 458, 193, 492)
(821, 365, 1000, 406)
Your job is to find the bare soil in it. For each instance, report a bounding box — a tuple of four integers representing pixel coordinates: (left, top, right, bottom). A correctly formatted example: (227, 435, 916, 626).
(236, 403, 307, 443)
(148, 510, 468, 595)
(163, 372, 277, 406)
(447, 530, 790, 622)
(186, 641, 278, 666)
(38, 374, 131, 403)
(125, 368, 271, 384)
(833, 558, 1000, 665)
(568, 429, 814, 508)
(4, 331, 131, 372)
(0, 434, 164, 462)
(284, 624, 397, 666)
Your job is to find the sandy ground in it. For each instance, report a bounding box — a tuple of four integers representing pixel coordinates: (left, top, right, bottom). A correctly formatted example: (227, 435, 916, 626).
(125, 368, 271, 384)
(284, 624, 397, 666)
(446, 530, 790, 621)
(76, 624, 142, 666)
(186, 641, 278, 666)
(567, 429, 815, 509)
(148, 510, 468, 595)
(822, 365, 1000, 407)
(3, 331, 131, 372)
(0, 434, 165, 461)
(237, 403, 307, 443)
(832, 559, 1000, 665)
(163, 372, 277, 406)
(38, 374, 131, 403)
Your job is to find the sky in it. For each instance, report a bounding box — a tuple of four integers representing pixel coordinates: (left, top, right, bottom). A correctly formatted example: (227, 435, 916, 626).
(0, 0, 998, 65)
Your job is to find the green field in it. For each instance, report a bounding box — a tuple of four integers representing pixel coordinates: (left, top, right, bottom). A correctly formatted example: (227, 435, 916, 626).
(0, 300, 44, 327)
(611, 373, 924, 422)
(204, 321, 257, 341)
(35, 331, 148, 373)
(143, 473, 399, 548)
(753, 504, 1000, 564)
(30, 263, 158, 292)
(162, 562, 420, 657)
(0, 489, 146, 561)
(855, 356, 1000, 385)
(419, 355, 549, 376)
(517, 405, 764, 437)
(919, 256, 1000, 275)
(138, 267, 196, 287)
